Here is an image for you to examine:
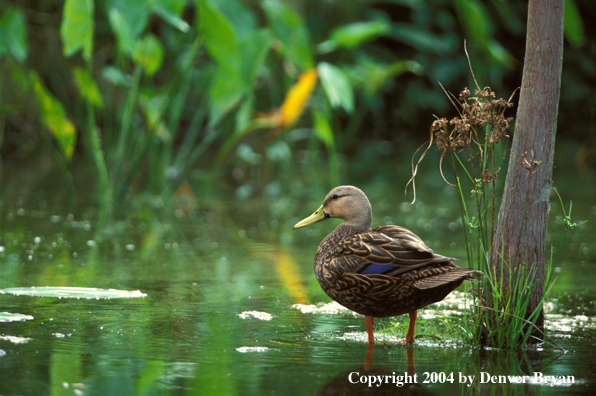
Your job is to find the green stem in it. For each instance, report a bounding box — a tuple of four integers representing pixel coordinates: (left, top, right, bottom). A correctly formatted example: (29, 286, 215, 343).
(86, 62, 112, 220)
(110, 65, 143, 196)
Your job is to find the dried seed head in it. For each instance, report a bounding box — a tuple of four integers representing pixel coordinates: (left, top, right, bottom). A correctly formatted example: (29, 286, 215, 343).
(459, 87, 471, 101)
(518, 150, 541, 174)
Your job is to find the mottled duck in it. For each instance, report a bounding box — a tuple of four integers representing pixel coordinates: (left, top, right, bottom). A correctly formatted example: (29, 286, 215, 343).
(294, 185, 483, 344)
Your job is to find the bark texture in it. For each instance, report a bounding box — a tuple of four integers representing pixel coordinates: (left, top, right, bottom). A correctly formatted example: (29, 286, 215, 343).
(490, 0, 564, 340)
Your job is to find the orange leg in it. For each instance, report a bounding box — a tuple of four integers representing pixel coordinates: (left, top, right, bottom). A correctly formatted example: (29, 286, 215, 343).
(404, 311, 417, 343)
(406, 345, 415, 376)
(364, 343, 374, 371)
(365, 315, 375, 344)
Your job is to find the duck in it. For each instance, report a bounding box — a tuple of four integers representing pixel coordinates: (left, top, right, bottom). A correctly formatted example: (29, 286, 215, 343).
(293, 185, 483, 344)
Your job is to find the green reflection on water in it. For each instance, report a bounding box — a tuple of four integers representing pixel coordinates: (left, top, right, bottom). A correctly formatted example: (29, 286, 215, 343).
(0, 179, 595, 395)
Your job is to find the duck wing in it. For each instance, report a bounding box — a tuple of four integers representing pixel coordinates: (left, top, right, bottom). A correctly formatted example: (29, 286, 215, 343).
(332, 225, 456, 277)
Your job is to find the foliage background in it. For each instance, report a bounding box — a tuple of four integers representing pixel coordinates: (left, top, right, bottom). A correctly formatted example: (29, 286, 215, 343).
(1, 3, 595, 393)
(0, 0, 594, 211)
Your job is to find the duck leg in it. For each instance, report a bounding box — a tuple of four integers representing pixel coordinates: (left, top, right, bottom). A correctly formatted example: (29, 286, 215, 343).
(404, 311, 417, 343)
(365, 315, 375, 344)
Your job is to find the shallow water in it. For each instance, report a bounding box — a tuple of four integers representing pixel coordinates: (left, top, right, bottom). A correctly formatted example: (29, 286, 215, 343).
(1, 176, 595, 395)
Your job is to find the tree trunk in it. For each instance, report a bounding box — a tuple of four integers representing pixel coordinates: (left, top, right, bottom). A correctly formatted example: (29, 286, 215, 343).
(490, 0, 564, 342)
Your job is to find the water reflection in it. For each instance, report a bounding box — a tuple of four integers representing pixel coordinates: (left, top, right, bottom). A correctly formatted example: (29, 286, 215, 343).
(0, 193, 594, 395)
(315, 348, 434, 395)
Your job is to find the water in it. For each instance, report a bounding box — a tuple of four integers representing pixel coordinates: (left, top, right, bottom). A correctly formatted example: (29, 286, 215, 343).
(1, 178, 595, 395)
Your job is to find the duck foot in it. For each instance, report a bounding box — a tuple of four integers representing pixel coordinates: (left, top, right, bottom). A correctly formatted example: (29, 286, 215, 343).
(398, 311, 417, 343)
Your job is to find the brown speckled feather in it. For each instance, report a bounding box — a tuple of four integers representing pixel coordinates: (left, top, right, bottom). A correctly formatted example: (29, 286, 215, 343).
(314, 223, 482, 318)
(295, 185, 483, 320)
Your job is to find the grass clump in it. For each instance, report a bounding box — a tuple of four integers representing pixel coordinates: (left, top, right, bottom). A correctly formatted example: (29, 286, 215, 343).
(408, 66, 578, 349)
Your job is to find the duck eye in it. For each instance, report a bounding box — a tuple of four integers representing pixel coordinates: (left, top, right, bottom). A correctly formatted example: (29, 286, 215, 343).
(332, 194, 339, 200)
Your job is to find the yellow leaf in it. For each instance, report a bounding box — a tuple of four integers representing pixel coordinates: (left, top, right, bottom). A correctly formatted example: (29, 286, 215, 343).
(278, 68, 318, 128)
(30, 72, 77, 161)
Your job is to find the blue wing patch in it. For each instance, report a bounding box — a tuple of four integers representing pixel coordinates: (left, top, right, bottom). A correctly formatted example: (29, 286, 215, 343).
(360, 263, 398, 275)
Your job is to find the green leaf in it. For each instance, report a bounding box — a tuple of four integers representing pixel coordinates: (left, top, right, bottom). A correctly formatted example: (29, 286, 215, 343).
(353, 59, 424, 97)
(211, 0, 256, 40)
(61, 0, 94, 61)
(197, 0, 239, 73)
(235, 95, 254, 134)
(486, 40, 515, 68)
(390, 24, 455, 54)
(30, 71, 77, 161)
(239, 28, 273, 84)
(152, 0, 190, 32)
(317, 62, 354, 113)
(106, 0, 149, 37)
(108, 7, 136, 55)
(0, 6, 28, 62)
(564, 0, 584, 48)
(73, 66, 104, 108)
(329, 20, 390, 49)
(208, 67, 245, 126)
(454, 0, 492, 48)
(313, 110, 334, 148)
(262, 0, 313, 70)
(133, 34, 165, 76)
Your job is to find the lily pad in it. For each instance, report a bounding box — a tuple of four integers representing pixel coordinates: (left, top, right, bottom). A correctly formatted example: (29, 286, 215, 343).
(0, 312, 35, 322)
(0, 287, 147, 299)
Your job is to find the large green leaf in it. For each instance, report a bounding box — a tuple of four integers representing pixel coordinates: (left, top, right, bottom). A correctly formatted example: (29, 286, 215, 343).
(454, 0, 492, 48)
(262, 0, 313, 70)
(453, 0, 513, 66)
(564, 0, 584, 48)
(317, 62, 354, 113)
(108, 7, 136, 55)
(211, 0, 256, 40)
(106, 0, 150, 38)
(107, 0, 152, 55)
(198, 0, 270, 125)
(0, 6, 28, 62)
(352, 58, 424, 97)
(61, 0, 94, 61)
(30, 72, 77, 161)
(208, 67, 245, 126)
(239, 28, 273, 85)
(197, 0, 239, 73)
(391, 24, 455, 54)
(329, 20, 391, 50)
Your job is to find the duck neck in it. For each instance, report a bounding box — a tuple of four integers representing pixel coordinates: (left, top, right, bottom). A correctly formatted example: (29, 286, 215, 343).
(343, 205, 372, 230)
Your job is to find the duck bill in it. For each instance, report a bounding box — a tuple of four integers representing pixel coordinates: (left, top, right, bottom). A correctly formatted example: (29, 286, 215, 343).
(293, 205, 327, 229)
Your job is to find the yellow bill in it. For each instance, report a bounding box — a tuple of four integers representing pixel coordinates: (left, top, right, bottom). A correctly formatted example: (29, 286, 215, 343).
(294, 205, 327, 229)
